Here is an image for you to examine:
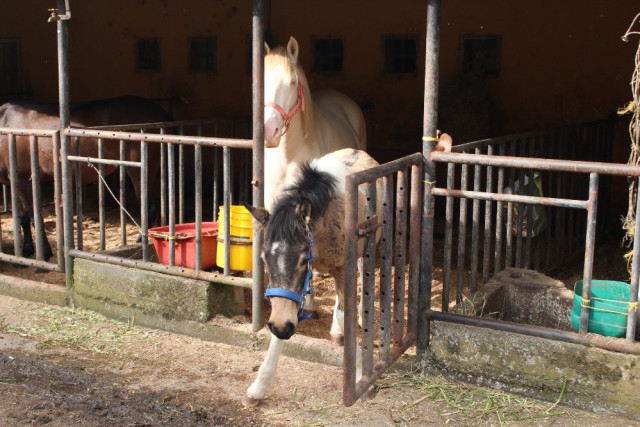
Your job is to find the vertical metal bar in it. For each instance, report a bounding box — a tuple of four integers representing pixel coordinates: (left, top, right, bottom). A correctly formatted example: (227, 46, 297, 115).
(379, 175, 394, 363)
(98, 138, 106, 251)
(456, 160, 468, 303)
(8, 134, 23, 257)
(2, 185, 7, 213)
(168, 142, 176, 266)
(52, 132, 64, 270)
(627, 176, 640, 342)
(362, 182, 376, 380)
(515, 148, 525, 268)
(141, 140, 149, 261)
(470, 148, 481, 293)
(178, 131, 185, 224)
(56, 0, 73, 292)
(505, 141, 516, 267)
(119, 139, 126, 247)
(418, 0, 441, 356)
(407, 163, 423, 336)
(75, 137, 83, 250)
(579, 173, 599, 334)
(195, 143, 203, 271)
(213, 145, 220, 222)
(394, 170, 408, 345)
(223, 146, 231, 275)
(494, 143, 505, 273)
(160, 134, 167, 226)
(252, 0, 265, 333)
(525, 138, 534, 269)
(482, 145, 493, 285)
(343, 176, 359, 406)
(29, 136, 44, 260)
(442, 163, 454, 311)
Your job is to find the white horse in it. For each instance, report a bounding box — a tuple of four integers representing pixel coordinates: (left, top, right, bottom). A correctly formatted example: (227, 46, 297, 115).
(242, 149, 379, 407)
(263, 36, 366, 210)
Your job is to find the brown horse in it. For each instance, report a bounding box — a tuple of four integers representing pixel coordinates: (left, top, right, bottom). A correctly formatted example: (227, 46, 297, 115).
(0, 96, 170, 260)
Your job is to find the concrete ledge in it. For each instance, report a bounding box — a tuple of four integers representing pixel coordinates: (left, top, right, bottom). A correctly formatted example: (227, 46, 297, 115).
(427, 321, 640, 419)
(0, 273, 67, 307)
(73, 258, 243, 322)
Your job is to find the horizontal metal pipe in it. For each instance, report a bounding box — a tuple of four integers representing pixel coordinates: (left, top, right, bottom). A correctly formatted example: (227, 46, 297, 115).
(66, 155, 141, 168)
(431, 187, 588, 209)
(348, 152, 423, 185)
(65, 128, 252, 149)
(431, 151, 640, 177)
(0, 253, 60, 271)
(427, 310, 640, 356)
(89, 117, 248, 131)
(0, 127, 58, 137)
(69, 249, 252, 289)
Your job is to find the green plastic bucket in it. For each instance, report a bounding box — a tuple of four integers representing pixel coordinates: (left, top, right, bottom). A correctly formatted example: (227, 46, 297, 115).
(571, 279, 631, 338)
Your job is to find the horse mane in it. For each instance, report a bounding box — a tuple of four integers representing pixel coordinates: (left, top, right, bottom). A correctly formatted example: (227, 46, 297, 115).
(266, 163, 337, 242)
(265, 46, 314, 138)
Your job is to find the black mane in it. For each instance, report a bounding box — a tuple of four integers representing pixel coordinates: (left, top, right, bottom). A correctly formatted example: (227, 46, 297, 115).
(266, 163, 337, 242)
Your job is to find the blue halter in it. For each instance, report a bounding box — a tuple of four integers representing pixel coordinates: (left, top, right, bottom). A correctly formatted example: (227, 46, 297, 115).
(264, 233, 315, 322)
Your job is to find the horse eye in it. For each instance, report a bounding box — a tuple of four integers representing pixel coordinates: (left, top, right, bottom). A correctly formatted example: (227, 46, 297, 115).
(300, 257, 309, 267)
(290, 80, 297, 86)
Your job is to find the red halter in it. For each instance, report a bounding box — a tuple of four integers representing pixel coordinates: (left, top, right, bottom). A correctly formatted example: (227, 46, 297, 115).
(264, 83, 305, 136)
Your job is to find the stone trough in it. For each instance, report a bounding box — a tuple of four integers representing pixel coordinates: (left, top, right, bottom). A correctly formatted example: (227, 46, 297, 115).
(426, 268, 640, 420)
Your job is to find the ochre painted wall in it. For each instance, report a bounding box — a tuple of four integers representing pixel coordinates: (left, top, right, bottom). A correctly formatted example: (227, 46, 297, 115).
(2, 1, 638, 163)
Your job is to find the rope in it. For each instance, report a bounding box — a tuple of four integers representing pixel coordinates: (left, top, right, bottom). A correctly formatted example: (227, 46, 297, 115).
(87, 163, 143, 235)
(580, 295, 639, 315)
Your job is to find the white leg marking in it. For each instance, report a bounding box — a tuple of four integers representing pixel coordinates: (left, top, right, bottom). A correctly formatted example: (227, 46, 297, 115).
(330, 294, 344, 337)
(246, 334, 285, 401)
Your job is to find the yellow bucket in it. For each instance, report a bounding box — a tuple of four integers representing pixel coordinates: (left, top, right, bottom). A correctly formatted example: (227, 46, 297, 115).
(216, 205, 253, 271)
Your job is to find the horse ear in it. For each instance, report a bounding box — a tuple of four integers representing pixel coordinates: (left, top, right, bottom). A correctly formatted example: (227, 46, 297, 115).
(244, 203, 270, 228)
(296, 200, 312, 231)
(264, 42, 270, 55)
(287, 36, 299, 64)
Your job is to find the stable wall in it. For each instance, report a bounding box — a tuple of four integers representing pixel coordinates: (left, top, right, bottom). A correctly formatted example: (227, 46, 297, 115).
(2, 1, 638, 163)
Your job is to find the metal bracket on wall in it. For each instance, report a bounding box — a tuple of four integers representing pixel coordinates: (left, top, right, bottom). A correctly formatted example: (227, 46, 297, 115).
(47, 0, 71, 22)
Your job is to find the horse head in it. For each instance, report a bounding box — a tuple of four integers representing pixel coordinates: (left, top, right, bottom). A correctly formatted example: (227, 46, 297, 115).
(247, 163, 337, 339)
(264, 36, 309, 148)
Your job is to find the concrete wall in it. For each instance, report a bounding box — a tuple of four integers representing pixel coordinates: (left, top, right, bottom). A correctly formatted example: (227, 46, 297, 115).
(2, 1, 637, 163)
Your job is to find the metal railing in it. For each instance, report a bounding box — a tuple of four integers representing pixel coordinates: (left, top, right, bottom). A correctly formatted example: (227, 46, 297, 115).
(424, 145, 640, 348)
(343, 153, 423, 406)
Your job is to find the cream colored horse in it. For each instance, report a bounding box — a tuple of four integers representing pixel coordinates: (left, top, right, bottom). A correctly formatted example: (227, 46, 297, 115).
(263, 36, 366, 210)
(243, 149, 380, 407)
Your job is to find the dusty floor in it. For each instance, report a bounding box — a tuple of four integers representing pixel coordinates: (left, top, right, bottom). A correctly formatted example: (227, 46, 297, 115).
(1, 295, 639, 426)
(0, 201, 638, 425)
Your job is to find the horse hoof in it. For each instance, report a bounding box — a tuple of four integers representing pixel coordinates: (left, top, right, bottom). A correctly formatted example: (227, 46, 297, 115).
(330, 334, 344, 346)
(241, 394, 262, 408)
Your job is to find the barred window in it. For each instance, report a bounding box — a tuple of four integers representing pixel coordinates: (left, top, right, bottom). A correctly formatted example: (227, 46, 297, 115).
(384, 36, 417, 74)
(461, 35, 501, 77)
(312, 38, 343, 73)
(136, 37, 161, 71)
(189, 36, 216, 72)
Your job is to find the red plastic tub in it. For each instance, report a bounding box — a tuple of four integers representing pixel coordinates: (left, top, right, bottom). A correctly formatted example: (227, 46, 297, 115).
(149, 222, 218, 270)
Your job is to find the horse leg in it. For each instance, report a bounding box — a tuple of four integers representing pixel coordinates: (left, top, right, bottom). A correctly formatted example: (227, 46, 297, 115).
(242, 333, 285, 407)
(19, 208, 35, 259)
(330, 295, 345, 345)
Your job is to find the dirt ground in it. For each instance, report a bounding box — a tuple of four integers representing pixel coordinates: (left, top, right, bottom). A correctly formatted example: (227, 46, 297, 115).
(1, 201, 639, 425)
(2, 295, 640, 427)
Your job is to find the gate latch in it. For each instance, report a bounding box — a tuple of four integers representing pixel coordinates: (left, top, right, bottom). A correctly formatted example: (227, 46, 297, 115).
(357, 216, 382, 237)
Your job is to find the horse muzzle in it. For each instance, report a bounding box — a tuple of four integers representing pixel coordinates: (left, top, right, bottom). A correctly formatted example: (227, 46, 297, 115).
(267, 320, 296, 340)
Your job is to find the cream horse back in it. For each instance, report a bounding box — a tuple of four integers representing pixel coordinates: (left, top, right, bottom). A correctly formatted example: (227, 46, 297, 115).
(263, 36, 366, 209)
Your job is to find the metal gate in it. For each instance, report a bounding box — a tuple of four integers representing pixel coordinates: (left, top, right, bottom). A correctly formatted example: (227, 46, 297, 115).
(342, 153, 423, 406)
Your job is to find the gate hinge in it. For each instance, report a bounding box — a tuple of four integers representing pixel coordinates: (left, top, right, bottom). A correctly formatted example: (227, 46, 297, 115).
(357, 216, 382, 237)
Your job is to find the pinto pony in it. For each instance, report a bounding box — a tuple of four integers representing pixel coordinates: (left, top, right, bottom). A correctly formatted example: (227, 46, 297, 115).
(242, 148, 380, 407)
(0, 96, 169, 260)
(263, 36, 366, 210)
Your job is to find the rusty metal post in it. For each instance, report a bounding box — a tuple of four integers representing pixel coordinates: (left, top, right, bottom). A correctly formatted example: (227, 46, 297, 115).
(52, 132, 64, 270)
(195, 143, 203, 271)
(394, 170, 408, 344)
(579, 173, 599, 334)
(456, 160, 468, 302)
(29, 136, 45, 260)
(418, 0, 441, 356)
(141, 139, 149, 261)
(362, 182, 377, 380)
(251, 0, 265, 332)
(98, 138, 106, 251)
(55, 0, 74, 296)
(343, 175, 359, 406)
(379, 175, 394, 363)
(627, 176, 640, 342)
(8, 134, 23, 257)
